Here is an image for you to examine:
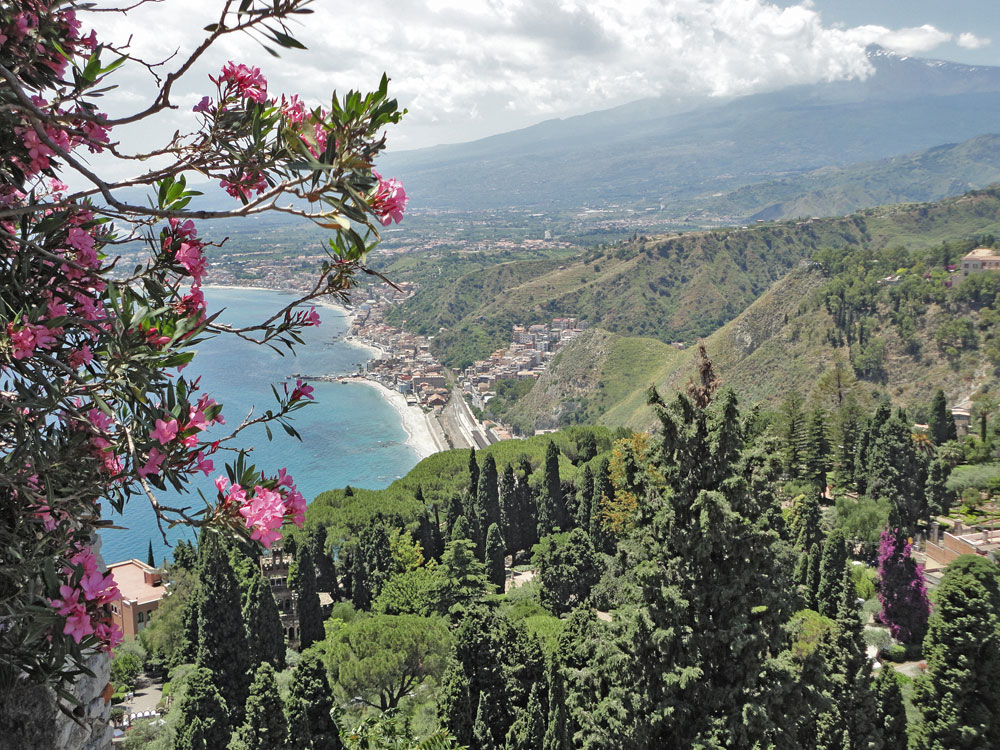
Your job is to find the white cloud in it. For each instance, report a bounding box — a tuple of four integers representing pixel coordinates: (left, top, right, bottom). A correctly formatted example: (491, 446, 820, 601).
(957, 32, 991, 50)
(79, 0, 965, 170)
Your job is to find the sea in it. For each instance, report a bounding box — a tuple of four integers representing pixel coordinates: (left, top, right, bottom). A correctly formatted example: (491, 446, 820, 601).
(97, 287, 420, 565)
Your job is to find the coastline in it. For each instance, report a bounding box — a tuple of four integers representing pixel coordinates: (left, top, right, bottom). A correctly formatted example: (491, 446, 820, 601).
(203, 284, 444, 461)
(344, 378, 445, 460)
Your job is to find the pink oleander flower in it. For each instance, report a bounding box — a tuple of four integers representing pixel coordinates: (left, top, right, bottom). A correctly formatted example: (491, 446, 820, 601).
(69, 343, 93, 367)
(169, 218, 198, 239)
(150, 417, 179, 445)
(8, 320, 35, 359)
(30, 322, 56, 351)
(174, 241, 206, 283)
(193, 96, 213, 113)
(279, 94, 306, 123)
(239, 485, 285, 547)
(220, 171, 268, 201)
(371, 172, 408, 226)
(194, 452, 214, 476)
(81, 119, 110, 153)
(290, 379, 314, 403)
(137, 447, 165, 478)
(217, 61, 268, 103)
(306, 306, 321, 326)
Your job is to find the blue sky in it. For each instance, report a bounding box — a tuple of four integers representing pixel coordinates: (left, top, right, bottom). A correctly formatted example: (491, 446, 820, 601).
(95, 0, 998, 169)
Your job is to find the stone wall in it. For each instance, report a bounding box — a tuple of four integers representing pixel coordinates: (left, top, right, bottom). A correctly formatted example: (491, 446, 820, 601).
(0, 649, 113, 750)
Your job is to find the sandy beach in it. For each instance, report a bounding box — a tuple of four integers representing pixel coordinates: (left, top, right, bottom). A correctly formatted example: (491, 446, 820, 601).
(203, 284, 445, 460)
(347, 378, 445, 460)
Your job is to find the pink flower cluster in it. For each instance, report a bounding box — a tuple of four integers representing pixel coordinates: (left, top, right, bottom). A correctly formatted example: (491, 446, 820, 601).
(162, 218, 206, 284)
(138, 394, 224, 480)
(287, 378, 314, 403)
(216, 62, 268, 104)
(48, 546, 122, 649)
(85, 406, 123, 476)
(371, 172, 408, 226)
(6, 317, 55, 359)
(220, 171, 268, 201)
(216, 468, 305, 548)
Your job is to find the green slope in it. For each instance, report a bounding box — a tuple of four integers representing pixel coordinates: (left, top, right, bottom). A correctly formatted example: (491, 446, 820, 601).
(394, 187, 1000, 370)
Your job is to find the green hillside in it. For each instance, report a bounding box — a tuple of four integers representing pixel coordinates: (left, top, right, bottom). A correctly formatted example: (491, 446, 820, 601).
(391, 187, 1000, 371)
(513, 245, 1000, 432)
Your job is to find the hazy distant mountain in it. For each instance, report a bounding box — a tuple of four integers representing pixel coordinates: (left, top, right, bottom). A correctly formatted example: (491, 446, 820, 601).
(685, 133, 1000, 222)
(378, 47, 1000, 212)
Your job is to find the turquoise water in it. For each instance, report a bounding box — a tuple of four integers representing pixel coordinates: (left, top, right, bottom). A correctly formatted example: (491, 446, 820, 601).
(98, 287, 419, 565)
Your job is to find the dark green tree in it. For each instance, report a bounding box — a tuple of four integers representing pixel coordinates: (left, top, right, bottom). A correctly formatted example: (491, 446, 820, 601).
(438, 660, 474, 747)
(913, 555, 1000, 749)
(587, 387, 793, 748)
(576, 431, 598, 463)
(782, 390, 808, 479)
(805, 542, 822, 611)
(499, 463, 519, 557)
(172, 539, 198, 571)
(828, 565, 877, 750)
(242, 568, 286, 670)
(177, 578, 201, 665)
(532, 529, 601, 616)
(928, 390, 958, 446)
(576, 464, 594, 532)
(173, 667, 230, 750)
(925, 457, 956, 517)
(788, 493, 823, 551)
(862, 407, 927, 534)
(873, 667, 907, 750)
(439, 524, 490, 616)
(504, 682, 545, 750)
(147, 539, 155, 568)
(543, 659, 570, 750)
(294, 545, 325, 650)
(309, 525, 338, 595)
(196, 534, 251, 725)
(351, 514, 394, 609)
(804, 410, 831, 495)
(286, 651, 341, 750)
(228, 662, 288, 750)
(817, 528, 848, 619)
(478, 454, 502, 534)
(537, 441, 565, 537)
(486, 523, 506, 592)
(517, 456, 539, 549)
(468, 447, 480, 498)
(445, 492, 463, 542)
(590, 457, 614, 553)
(473, 692, 498, 750)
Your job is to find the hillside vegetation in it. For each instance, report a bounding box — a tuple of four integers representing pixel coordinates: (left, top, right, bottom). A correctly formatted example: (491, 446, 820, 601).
(392, 187, 1000, 373)
(513, 240, 1000, 432)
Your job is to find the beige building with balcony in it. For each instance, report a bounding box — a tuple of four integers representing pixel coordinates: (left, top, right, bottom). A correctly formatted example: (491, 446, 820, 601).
(107, 559, 166, 638)
(960, 247, 1000, 280)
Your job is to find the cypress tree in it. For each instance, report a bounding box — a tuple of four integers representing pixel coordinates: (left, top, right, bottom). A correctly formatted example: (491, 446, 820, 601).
(537, 441, 565, 538)
(590, 457, 614, 553)
(577, 464, 594, 531)
(875, 527, 930, 645)
(294, 545, 325, 650)
(439, 660, 475, 747)
(928, 390, 957, 445)
(309, 525, 338, 595)
(925, 457, 955, 517)
(782, 390, 808, 479)
(177, 579, 201, 665)
(445, 493, 463, 543)
(864, 408, 927, 534)
(873, 667, 907, 750)
(196, 533, 251, 725)
(543, 660, 570, 750)
(788, 493, 823, 551)
(439, 527, 490, 615)
(286, 651, 341, 750)
(147, 539, 155, 568)
(473, 692, 498, 750)
(516, 456, 539, 549)
(228, 663, 288, 750)
(830, 565, 877, 750)
(804, 410, 831, 496)
(834, 398, 863, 489)
(478, 453, 502, 533)
(504, 681, 545, 750)
(499, 463, 519, 556)
(351, 514, 393, 609)
(173, 667, 230, 750)
(468, 447, 479, 498)
(805, 542, 822, 611)
(242, 568, 286, 670)
(817, 529, 848, 619)
(913, 556, 1000, 749)
(171, 539, 198, 571)
(486, 523, 506, 592)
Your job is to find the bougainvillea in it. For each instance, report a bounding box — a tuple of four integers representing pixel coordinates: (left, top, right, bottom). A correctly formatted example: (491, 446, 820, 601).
(1, 0, 405, 692)
(876, 526, 931, 644)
